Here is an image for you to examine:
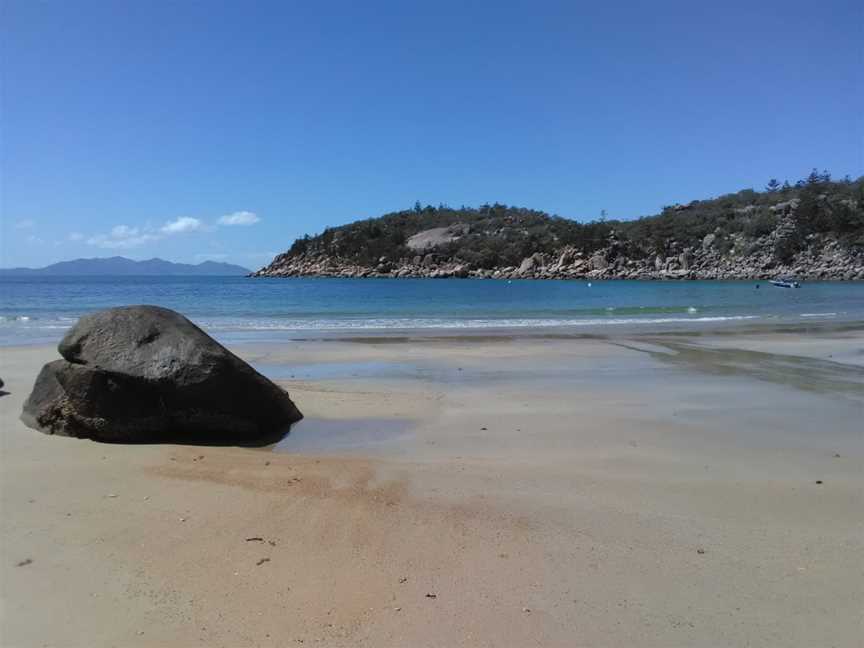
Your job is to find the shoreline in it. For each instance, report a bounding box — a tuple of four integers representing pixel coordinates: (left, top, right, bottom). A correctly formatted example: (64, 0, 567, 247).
(251, 272, 864, 281)
(4, 316, 864, 349)
(0, 319, 864, 352)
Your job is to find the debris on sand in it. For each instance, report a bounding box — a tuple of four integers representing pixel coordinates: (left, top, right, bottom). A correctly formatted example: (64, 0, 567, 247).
(16, 558, 33, 567)
(399, 577, 408, 583)
(697, 548, 706, 555)
(425, 593, 437, 599)
(256, 558, 270, 566)
(815, 480, 823, 485)
(246, 537, 264, 542)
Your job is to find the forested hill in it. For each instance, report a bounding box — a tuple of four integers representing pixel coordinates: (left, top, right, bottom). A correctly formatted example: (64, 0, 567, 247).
(255, 172, 864, 280)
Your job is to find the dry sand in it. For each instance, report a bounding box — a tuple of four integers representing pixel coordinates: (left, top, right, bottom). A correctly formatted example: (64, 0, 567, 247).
(1, 329, 862, 647)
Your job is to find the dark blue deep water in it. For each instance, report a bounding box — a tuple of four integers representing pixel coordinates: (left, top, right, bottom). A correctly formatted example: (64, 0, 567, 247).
(1, 276, 863, 345)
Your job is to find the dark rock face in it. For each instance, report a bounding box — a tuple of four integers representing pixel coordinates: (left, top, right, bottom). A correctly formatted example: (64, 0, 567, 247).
(22, 306, 302, 444)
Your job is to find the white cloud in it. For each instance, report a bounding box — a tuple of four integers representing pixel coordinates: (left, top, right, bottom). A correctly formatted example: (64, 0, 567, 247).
(68, 232, 85, 241)
(112, 225, 140, 238)
(194, 253, 228, 261)
(218, 211, 260, 226)
(86, 223, 161, 249)
(87, 231, 160, 249)
(86, 216, 205, 249)
(160, 216, 204, 234)
(15, 219, 36, 230)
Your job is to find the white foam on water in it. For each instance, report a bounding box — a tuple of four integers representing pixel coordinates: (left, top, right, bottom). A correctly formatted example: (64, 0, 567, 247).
(199, 314, 762, 331)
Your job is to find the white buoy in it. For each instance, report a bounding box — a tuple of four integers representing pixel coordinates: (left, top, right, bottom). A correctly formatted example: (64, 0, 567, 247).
(587, 282, 592, 287)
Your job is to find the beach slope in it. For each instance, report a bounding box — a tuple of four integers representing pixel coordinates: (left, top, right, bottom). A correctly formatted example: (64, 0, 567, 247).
(1, 330, 862, 647)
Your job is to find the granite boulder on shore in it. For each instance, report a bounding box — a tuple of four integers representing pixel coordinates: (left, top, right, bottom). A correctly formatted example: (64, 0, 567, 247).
(21, 305, 302, 444)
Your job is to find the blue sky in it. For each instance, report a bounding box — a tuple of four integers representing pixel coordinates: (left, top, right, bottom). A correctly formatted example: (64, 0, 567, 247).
(2, 0, 861, 269)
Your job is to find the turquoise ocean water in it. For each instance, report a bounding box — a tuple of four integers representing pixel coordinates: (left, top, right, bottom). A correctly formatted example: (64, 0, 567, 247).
(1, 276, 863, 346)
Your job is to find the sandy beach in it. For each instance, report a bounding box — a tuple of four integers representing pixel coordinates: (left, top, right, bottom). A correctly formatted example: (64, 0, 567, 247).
(1, 327, 862, 647)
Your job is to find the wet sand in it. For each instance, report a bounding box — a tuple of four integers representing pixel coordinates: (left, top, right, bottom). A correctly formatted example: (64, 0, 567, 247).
(1, 328, 862, 647)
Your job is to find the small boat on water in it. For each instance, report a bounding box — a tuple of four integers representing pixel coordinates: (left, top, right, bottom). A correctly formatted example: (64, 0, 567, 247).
(770, 278, 800, 288)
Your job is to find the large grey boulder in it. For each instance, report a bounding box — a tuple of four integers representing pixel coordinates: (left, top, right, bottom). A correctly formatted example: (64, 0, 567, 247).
(21, 306, 302, 444)
(518, 253, 546, 275)
(589, 253, 608, 271)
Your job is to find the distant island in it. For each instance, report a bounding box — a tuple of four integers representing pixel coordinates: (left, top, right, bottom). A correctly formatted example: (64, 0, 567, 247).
(0, 256, 250, 276)
(253, 171, 864, 281)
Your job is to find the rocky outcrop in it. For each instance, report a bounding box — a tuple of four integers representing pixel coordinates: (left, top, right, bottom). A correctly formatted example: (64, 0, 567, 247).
(406, 224, 468, 251)
(21, 306, 302, 444)
(251, 233, 863, 282)
(252, 199, 864, 281)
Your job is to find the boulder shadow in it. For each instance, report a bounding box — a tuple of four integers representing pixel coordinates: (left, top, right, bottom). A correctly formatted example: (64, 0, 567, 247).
(130, 425, 296, 448)
(34, 420, 301, 448)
